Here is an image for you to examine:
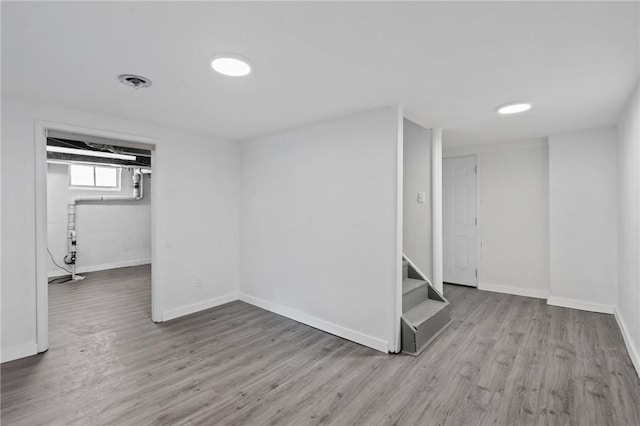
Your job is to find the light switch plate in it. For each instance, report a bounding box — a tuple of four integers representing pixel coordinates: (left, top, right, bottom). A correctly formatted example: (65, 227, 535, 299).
(417, 192, 426, 203)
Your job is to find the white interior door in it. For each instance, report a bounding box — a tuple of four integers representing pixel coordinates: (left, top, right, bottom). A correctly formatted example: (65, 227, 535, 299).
(443, 156, 477, 287)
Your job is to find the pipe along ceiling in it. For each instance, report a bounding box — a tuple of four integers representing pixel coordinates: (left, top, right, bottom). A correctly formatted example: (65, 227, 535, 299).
(47, 137, 151, 168)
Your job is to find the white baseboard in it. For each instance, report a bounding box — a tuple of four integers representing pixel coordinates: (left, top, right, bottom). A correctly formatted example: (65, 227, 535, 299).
(547, 296, 614, 314)
(162, 292, 238, 322)
(613, 308, 640, 378)
(48, 258, 151, 278)
(478, 282, 548, 300)
(238, 292, 389, 353)
(2, 342, 38, 363)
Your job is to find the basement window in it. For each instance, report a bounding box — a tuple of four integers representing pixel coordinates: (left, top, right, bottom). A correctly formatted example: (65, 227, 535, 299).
(69, 164, 121, 190)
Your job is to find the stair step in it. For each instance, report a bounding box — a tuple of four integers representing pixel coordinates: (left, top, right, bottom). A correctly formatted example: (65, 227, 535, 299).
(401, 298, 451, 355)
(404, 299, 448, 328)
(399, 259, 451, 355)
(402, 278, 425, 294)
(402, 278, 429, 312)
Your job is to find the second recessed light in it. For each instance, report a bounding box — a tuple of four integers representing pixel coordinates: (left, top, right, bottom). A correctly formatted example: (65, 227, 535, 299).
(497, 102, 532, 114)
(210, 54, 251, 77)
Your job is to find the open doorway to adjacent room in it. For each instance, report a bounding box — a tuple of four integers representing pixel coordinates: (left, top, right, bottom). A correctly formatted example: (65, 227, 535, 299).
(35, 124, 158, 354)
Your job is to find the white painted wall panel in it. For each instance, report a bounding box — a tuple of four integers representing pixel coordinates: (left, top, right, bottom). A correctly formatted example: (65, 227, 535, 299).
(240, 107, 398, 352)
(616, 82, 640, 371)
(403, 119, 432, 278)
(549, 127, 618, 309)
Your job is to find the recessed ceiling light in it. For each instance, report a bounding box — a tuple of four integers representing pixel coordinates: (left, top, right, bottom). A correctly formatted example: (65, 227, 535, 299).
(497, 102, 532, 114)
(210, 54, 251, 77)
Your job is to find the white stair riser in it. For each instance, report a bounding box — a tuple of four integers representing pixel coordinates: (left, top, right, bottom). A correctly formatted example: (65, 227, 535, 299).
(402, 284, 430, 312)
(401, 306, 451, 354)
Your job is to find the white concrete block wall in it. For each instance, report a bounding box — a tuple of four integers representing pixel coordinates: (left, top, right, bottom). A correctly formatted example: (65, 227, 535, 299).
(46, 163, 152, 277)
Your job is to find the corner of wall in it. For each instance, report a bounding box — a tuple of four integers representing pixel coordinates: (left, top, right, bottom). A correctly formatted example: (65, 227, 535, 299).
(546, 295, 614, 314)
(478, 282, 548, 300)
(162, 292, 239, 322)
(237, 292, 390, 353)
(614, 307, 640, 377)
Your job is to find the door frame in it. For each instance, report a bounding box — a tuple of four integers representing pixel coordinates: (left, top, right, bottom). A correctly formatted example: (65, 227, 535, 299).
(432, 129, 444, 294)
(34, 120, 160, 353)
(392, 105, 404, 353)
(442, 154, 480, 287)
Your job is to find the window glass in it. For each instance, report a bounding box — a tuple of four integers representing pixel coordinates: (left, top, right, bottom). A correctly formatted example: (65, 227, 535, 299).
(95, 166, 117, 187)
(69, 164, 120, 189)
(69, 164, 95, 186)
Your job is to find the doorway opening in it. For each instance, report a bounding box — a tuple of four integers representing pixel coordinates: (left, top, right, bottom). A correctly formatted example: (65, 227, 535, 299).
(35, 122, 159, 353)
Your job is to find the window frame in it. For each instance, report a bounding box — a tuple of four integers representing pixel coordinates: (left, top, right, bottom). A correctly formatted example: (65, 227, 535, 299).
(68, 164, 122, 191)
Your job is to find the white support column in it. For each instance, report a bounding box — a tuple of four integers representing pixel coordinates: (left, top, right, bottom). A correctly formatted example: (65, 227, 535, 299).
(431, 128, 444, 294)
(391, 105, 404, 353)
(34, 122, 49, 353)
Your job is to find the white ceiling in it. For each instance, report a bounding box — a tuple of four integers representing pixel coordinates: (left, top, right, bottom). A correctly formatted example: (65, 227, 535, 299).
(2, 2, 638, 147)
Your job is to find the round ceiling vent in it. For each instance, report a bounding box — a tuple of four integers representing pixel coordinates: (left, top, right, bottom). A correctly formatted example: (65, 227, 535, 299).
(118, 74, 152, 89)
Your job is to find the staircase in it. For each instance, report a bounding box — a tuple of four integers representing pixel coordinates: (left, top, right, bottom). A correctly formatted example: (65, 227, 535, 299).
(401, 258, 451, 355)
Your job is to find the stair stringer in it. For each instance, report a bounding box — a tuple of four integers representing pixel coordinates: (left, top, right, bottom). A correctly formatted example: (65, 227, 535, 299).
(402, 254, 449, 304)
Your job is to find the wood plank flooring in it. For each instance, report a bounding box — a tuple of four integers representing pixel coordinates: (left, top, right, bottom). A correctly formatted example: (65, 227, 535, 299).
(2, 265, 639, 425)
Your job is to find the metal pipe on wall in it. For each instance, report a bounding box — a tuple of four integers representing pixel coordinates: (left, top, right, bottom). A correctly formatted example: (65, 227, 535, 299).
(64, 168, 145, 280)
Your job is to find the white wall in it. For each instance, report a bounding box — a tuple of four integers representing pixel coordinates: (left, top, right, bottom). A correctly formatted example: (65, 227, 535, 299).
(239, 107, 400, 352)
(616, 82, 640, 374)
(403, 119, 432, 278)
(548, 127, 618, 312)
(444, 139, 550, 298)
(47, 163, 151, 277)
(1, 98, 240, 362)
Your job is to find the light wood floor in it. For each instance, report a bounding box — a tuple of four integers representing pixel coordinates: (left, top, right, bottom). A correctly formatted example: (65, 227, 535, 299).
(2, 265, 639, 425)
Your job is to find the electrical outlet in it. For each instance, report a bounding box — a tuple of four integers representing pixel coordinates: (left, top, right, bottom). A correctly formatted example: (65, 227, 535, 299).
(417, 192, 426, 203)
(196, 278, 203, 288)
